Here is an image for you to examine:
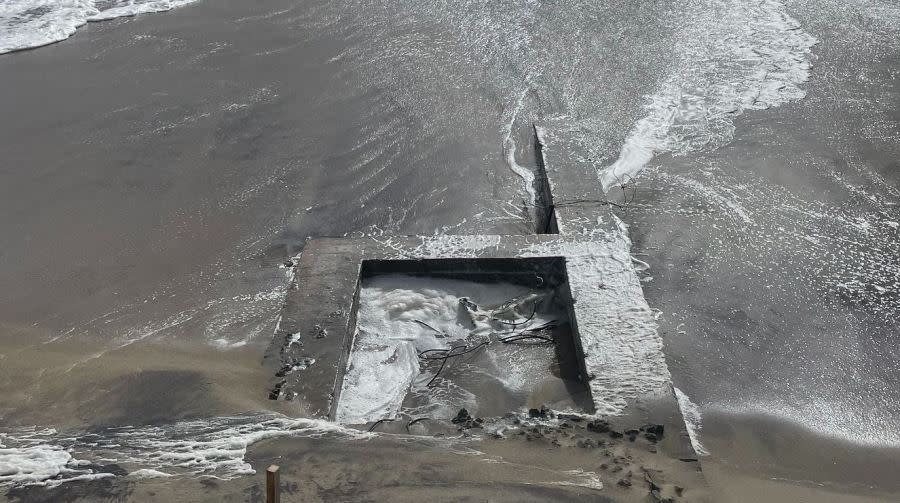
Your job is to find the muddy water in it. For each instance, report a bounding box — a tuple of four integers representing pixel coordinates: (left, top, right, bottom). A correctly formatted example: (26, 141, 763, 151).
(0, 0, 898, 499)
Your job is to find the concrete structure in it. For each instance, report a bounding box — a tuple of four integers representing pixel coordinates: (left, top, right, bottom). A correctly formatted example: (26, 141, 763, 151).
(264, 125, 698, 461)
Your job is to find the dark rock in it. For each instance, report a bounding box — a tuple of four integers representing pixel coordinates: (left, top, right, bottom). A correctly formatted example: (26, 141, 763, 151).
(609, 430, 624, 439)
(283, 260, 294, 268)
(451, 408, 472, 424)
(641, 424, 665, 437)
(586, 419, 610, 433)
(625, 429, 640, 435)
(645, 432, 659, 443)
(617, 478, 632, 488)
(628, 434, 637, 442)
(599, 463, 608, 470)
(268, 380, 284, 400)
(528, 408, 542, 418)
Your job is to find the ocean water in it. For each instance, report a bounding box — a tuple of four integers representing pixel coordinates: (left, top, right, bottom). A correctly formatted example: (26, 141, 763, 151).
(1, 0, 899, 494)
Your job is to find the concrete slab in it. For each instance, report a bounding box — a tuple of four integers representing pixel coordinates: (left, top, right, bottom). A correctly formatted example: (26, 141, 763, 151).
(265, 125, 703, 466)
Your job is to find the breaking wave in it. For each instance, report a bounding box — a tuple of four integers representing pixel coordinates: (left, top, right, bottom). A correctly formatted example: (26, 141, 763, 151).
(0, 0, 199, 54)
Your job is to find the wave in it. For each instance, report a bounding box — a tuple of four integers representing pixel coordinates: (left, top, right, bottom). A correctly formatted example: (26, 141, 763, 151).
(597, 0, 816, 191)
(0, 414, 370, 488)
(0, 0, 199, 55)
(673, 387, 709, 456)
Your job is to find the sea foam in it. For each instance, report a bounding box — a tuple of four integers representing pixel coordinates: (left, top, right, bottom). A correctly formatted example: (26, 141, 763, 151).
(0, 0, 199, 54)
(597, 0, 816, 191)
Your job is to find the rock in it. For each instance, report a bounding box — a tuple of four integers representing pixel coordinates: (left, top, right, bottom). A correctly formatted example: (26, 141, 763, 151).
(540, 404, 552, 418)
(642, 424, 664, 437)
(451, 408, 472, 424)
(617, 478, 632, 488)
(609, 430, 624, 439)
(599, 463, 608, 470)
(576, 439, 597, 449)
(528, 408, 542, 418)
(645, 432, 659, 443)
(587, 420, 610, 433)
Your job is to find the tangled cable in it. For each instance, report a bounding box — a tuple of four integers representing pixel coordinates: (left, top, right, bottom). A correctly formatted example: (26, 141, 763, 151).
(412, 292, 559, 387)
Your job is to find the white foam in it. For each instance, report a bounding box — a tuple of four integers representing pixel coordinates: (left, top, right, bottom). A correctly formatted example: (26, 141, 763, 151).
(0, 445, 73, 486)
(0, 414, 371, 488)
(673, 387, 709, 456)
(335, 275, 542, 423)
(597, 0, 816, 191)
(503, 85, 538, 206)
(0, 0, 199, 55)
(127, 468, 172, 479)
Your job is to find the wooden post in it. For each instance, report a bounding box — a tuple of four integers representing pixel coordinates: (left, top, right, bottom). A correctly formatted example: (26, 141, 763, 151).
(266, 465, 280, 503)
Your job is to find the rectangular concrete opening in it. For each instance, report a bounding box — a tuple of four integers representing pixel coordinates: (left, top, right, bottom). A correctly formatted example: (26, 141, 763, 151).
(334, 257, 592, 424)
